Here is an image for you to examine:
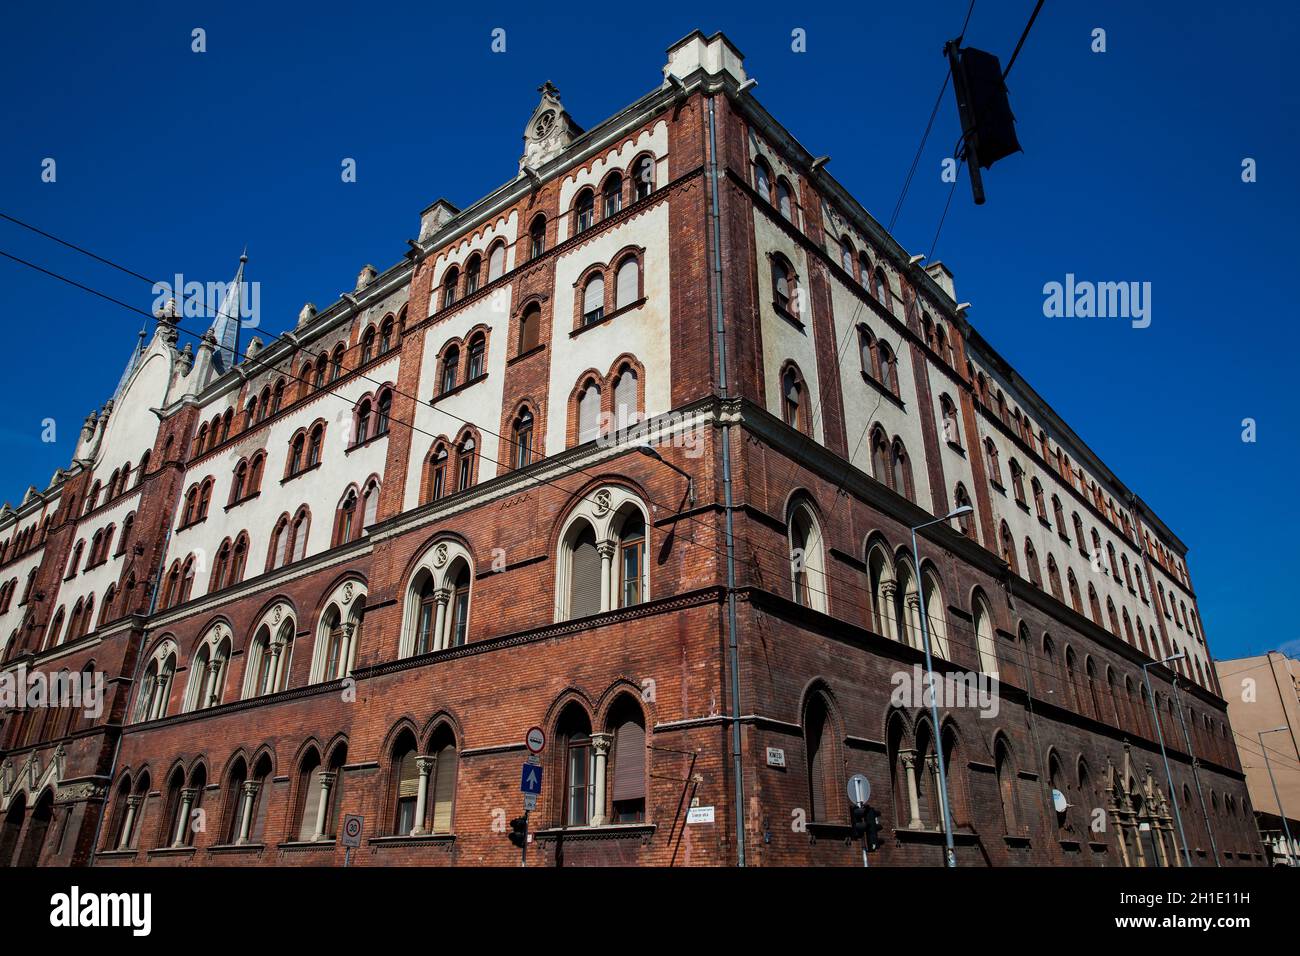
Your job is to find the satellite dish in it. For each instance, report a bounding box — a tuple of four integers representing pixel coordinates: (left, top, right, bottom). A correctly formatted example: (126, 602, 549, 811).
(1051, 788, 1069, 813)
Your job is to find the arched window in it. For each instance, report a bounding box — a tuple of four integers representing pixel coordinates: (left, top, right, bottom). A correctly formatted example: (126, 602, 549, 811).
(999, 521, 1017, 573)
(566, 521, 602, 620)
(890, 438, 912, 501)
(362, 478, 380, 528)
(781, 364, 805, 432)
(575, 188, 595, 233)
(375, 389, 391, 435)
(361, 326, 376, 364)
(1010, 459, 1026, 504)
(464, 252, 482, 296)
(428, 444, 449, 501)
(788, 501, 826, 612)
(754, 157, 772, 202)
(1032, 478, 1046, 520)
(772, 256, 795, 314)
(354, 397, 372, 446)
(457, 436, 476, 491)
(609, 696, 647, 822)
(442, 266, 460, 309)
(307, 424, 324, 467)
(776, 177, 794, 220)
(288, 434, 305, 477)
(291, 507, 310, 562)
(804, 693, 837, 822)
(840, 234, 854, 274)
(922, 568, 950, 659)
(995, 737, 1019, 833)
(985, 439, 1001, 485)
(974, 594, 998, 676)
(440, 345, 460, 394)
(602, 171, 623, 218)
(1088, 583, 1103, 623)
(633, 154, 654, 200)
(1024, 539, 1042, 587)
(487, 240, 506, 282)
(517, 303, 541, 353)
(529, 214, 546, 259)
(335, 487, 359, 545)
(940, 394, 960, 445)
(1047, 554, 1063, 600)
(954, 484, 974, 536)
(1073, 513, 1087, 556)
(466, 332, 486, 380)
(1052, 495, 1066, 534)
(329, 344, 344, 382)
(875, 341, 898, 395)
(615, 255, 640, 309)
(617, 510, 645, 608)
(873, 267, 891, 309)
(512, 408, 536, 468)
(1067, 569, 1083, 614)
(577, 379, 601, 443)
(613, 364, 638, 431)
(448, 561, 471, 647)
(582, 273, 605, 325)
(558, 704, 594, 827)
(412, 572, 437, 654)
(427, 725, 458, 833)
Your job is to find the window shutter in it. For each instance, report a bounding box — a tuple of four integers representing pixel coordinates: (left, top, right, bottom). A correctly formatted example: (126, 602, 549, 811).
(251, 777, 271, 842)
(430, 746, 456, 832)
(807, 709, 827, 821)
(569, 529, 602, 618)
(488, 244, 505, 281)
(611, 719, 646, 803)
(578, 387, 600, 442)
(615, 370, 637, 430)
(397, 750, 419, 798)
(583, 275, 604, 316)
(615, 259, 639, 309)
(298, 768, 323, 841)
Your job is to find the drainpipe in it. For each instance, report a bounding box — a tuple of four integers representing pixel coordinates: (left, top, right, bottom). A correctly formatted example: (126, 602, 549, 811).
(707, 92, 745, 866)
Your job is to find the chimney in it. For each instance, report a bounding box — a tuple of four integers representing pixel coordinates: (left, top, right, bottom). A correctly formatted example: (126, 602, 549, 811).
(925, 261, 956, 301)
(663, 31, 747, 87)
(418, 199, 460, 244)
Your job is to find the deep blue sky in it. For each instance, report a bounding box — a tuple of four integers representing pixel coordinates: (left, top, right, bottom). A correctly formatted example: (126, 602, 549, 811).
(0, 2, 1294, 661)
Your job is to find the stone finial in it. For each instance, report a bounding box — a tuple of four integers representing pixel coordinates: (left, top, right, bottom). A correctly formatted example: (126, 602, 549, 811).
(298, 302, 318, 328)
(245, 336, 264, 361)
(355, 264, 378, 292)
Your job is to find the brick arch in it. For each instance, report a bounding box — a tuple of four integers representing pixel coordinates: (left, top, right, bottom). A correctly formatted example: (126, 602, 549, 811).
(566, 368, 606, 447)
(593, 677, 654, 728)
(420, 710, 465, 751)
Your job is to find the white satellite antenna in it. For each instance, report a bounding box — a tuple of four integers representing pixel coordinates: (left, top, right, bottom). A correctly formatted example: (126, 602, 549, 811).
(1051, 788, 1070, 814)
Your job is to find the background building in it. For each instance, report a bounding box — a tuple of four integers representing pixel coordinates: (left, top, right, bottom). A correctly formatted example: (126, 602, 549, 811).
(0, 32, 1261, 867)
(1216, 651, 1300, 865)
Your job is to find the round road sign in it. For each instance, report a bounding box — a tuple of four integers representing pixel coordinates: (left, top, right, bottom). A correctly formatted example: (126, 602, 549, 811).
(526, 726, 546, 754)
(847, 773, 871, 806)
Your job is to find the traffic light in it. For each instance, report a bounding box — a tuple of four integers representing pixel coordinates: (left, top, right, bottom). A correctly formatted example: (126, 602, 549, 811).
(851, 803, 869, 840)
(945, 40, 1023, 204)
(508, 814, 528, 849)
(865, 806, 882, 853)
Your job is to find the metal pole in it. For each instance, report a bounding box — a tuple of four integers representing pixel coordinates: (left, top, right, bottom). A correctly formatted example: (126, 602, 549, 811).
(1142, 662, 1193, 866)
(521, 807, 529, 868)
(1260, 729, 1296, 866)
(1171, 679, 1219, 866)
(912, 520, 956, 867)
(706, 93, 746, 867)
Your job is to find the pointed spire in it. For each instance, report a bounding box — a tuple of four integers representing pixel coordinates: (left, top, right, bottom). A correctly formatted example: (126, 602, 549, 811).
(111, 324, 149, 403)
(208, 249, 248, 376)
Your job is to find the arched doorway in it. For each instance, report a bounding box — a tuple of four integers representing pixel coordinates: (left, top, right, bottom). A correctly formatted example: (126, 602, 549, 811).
(0, 795, 25, 866)
(16, 790, 53, 866)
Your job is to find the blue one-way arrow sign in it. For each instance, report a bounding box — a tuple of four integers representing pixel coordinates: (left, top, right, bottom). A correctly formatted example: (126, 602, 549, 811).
(520, 763, 543, 795)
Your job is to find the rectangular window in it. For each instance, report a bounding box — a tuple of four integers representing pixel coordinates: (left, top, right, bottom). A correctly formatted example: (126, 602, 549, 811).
(621, 541, 643, 607)
(565, 739, 593, 826)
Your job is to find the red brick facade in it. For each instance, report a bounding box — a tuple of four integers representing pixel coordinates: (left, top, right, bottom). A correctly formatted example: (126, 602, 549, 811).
(0, 32, 1259, 868)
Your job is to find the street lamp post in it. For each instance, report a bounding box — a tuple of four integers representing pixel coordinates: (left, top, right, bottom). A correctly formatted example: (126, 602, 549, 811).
(1142, 654, 1193, 866)
(1171, 678, 1219, 866)
(1260, 726, 1296, 866)
(911, 505, 972, 869)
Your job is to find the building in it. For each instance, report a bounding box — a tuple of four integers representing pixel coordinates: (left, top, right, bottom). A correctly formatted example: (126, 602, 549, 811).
(0, 32, 1262, 867)
(1215, 651, 1300, 865)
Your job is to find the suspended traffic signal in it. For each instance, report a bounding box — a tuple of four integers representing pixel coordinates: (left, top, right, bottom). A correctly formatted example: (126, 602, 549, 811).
(945, 40, 1023, 204)
(865, 806, 882, 852)
(851, 803, 869, 840)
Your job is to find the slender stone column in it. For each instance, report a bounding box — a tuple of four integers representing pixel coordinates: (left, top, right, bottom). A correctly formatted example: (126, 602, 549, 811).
(118, 794, 142, 849)
(237, 780, 259, 844)
(880, 582, 898, 641)
(432, 590, 450, 652)
(311, 771, 336, 841)
(172, 787, 196, 847)
(411, 756, 435, 835)
(598, 542, 616, 612)
(901, 749, 922, 828)
(591, 733, 613, 826)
